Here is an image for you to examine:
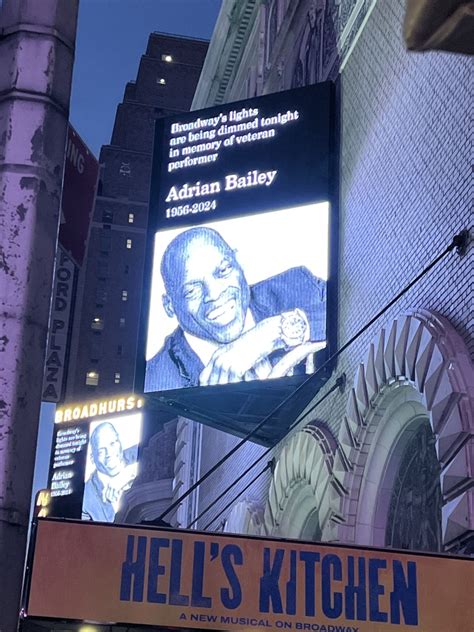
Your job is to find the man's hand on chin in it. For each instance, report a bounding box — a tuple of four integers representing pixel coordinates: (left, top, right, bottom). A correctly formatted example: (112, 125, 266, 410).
(199, 315, 286, 386)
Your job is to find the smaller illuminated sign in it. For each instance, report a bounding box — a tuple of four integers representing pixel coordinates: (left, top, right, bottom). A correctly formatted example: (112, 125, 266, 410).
(47, 394, 144, 523)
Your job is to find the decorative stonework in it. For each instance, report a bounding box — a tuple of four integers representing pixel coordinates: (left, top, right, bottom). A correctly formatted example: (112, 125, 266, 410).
(227, 310, 472, 552)
(194, 0, 381, 108)
(329, 310, 474, 553)
(269, 0, 379, 89)
(224, 500, 264, 535)
(173, 416, 202, 528)
(262, 422, 346, 539)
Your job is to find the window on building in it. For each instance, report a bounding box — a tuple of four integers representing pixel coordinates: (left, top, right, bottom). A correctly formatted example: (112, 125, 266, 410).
(91, 317, 104, 331)
(246, 66, 257, 98)
(95, 284, 107, 307)
(162, 54, 173, 62)
(99, 233, 111, 254)
(117, 344, 123, 357)
(102, 209, 114, 224)
(85, 371, 99, 386)
(128, 212, 135, 224)
(126, 238, 132, 249)
(97, 260, 109, 279)
(266, 0, 280, 64)
(124, 264, 129, 275)
(90, 340, 103, 360)
(121, 290, 128, 302)
(119, 317, 126, 328)
(157, 77, 166, 85)
(114, 372, 121, 384)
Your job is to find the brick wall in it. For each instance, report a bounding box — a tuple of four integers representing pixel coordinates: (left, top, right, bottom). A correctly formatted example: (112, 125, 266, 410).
(137, 419, 177, 483)
(194, 0, 472, 530)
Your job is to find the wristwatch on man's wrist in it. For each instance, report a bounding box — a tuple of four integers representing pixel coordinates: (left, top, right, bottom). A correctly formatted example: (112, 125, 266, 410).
(279, 309, 309, 349)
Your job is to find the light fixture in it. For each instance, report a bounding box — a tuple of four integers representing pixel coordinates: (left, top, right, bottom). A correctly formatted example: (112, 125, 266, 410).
(87, 371, 97, 378)
(158, 77, 166, 85)
(163, 54, 173, 62)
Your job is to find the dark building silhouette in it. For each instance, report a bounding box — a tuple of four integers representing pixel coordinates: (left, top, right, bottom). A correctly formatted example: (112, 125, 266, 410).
(66, 33, 208, 398)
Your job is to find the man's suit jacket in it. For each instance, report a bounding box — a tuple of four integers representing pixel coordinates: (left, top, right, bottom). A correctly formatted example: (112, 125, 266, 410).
(145, 266, 326, 392)
(81, 448, 138, 522)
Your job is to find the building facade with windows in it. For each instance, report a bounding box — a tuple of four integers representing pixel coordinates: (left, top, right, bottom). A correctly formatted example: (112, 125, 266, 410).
(65, 32, 208, 399)
(172, 0, 473, 555)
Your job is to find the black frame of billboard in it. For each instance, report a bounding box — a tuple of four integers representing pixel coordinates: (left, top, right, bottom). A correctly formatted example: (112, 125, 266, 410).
(135, 82, 340, 445)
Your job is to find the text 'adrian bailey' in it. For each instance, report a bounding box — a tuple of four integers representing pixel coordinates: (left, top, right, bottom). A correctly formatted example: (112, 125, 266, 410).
(165, 170, 278, 203)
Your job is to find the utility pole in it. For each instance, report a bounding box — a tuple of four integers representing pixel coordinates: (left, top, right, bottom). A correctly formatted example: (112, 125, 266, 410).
(0, 1, 79, 629)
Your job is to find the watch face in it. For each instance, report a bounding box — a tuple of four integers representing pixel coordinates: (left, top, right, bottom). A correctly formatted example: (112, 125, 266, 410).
(282, 309, 307, 345)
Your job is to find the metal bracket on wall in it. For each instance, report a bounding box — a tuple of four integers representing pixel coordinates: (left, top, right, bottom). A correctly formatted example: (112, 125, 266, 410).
(453, 228, 471, 257)
(0, 506, 28, 528)
(268, 457, 276, 475)
(337, 372, 347, 394)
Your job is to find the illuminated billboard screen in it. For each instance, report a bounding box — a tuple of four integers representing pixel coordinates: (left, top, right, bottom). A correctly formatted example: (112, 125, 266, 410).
(47, 396, 144, 523)
(140, 82, 336, 395)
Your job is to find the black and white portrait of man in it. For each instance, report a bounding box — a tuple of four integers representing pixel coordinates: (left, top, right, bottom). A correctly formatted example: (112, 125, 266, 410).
(82, 415, 141, 522)
(145, 203, 329, 392)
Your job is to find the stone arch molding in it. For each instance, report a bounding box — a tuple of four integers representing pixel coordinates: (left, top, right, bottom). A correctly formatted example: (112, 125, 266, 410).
(328, 309, 474, 553)
(262, 422, 344, 539)
(224, 500, 264, 536)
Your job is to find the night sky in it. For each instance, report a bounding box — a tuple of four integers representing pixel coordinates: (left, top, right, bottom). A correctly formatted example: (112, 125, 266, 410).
(70, 0, 222, 157)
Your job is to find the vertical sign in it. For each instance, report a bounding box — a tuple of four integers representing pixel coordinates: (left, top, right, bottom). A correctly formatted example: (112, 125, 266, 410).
(42, 125, 99, 402)
(59, 125, 99, 267)
(42, 247, 76, 402)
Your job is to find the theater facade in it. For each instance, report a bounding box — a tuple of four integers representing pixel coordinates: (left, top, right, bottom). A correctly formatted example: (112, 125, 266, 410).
(21, 1, 473, 629)
(175, 0, 473, 556)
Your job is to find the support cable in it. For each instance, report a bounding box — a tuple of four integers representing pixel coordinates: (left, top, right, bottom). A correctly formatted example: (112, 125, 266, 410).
(203, 461, 274, 532)
(157, 232, 466, 523)
(187, 377, 344, 528)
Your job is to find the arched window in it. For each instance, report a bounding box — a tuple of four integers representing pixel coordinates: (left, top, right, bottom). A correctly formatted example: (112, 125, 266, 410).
(266, 0, 279, 64)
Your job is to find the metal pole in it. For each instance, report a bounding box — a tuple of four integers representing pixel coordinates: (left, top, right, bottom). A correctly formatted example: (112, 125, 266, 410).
(0, 1, 78, 629)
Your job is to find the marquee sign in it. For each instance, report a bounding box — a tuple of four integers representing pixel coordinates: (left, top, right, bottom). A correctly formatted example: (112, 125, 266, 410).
(26, 520, 473, 631)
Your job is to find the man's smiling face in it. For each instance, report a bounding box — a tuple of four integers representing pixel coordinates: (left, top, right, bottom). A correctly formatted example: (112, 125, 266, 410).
(163, 230, 250, 343)
(92, 424, 124, 477)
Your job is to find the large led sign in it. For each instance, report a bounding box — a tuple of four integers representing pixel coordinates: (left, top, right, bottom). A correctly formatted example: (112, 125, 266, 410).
(139, 83, 337, 397)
